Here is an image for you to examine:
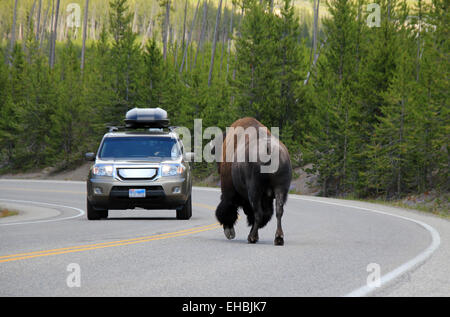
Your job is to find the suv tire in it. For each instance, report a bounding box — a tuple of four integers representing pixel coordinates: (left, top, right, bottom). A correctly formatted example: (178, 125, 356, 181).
(87, 199, 108, 220)
(176, 195, 192, 220)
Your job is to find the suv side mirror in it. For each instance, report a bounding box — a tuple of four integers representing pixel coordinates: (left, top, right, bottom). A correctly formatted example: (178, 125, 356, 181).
(183, 152, 194, 162)
(85, 152, 96, 161)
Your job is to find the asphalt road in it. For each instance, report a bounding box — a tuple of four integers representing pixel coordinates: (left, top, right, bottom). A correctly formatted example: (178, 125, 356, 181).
(0, 179, 448, 297)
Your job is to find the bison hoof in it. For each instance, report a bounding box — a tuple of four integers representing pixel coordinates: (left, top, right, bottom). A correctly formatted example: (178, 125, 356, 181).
(247, 234, 259, 244)
(274, 236, 284, 246)
(224, 227, 235, 240)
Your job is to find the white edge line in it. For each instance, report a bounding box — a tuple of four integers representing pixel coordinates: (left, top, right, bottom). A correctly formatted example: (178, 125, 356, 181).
(0, 179, 85, 185)
(289, 195, 441, 297)
(193, 186, 221, 192)
(0, 199, 85, 226)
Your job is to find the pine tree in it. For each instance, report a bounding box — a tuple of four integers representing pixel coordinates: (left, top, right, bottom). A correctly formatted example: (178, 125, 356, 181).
(276, 0, 307, 158)
(0, 48, 20, 167)
(48, 38, 87, 167)
(141, 38, 163, 107)
(232, 0, 281, 122)
(371, 44, 416, 196)
(406, 0, 449, 192)
(306, 0, 360, 195)
(109, 0, 142, 124)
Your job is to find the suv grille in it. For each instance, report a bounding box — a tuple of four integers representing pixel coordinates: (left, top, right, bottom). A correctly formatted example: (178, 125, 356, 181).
(116, 168, 158, 180)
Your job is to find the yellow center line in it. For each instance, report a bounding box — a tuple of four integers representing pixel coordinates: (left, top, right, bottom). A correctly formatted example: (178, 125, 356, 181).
(0, 224, 222, 263)
(0, 222, 219, 261)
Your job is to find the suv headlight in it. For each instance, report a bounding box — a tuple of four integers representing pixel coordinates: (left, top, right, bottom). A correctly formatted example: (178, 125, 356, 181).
(92, 164, 114, 177)
(161, 164, 185, 177)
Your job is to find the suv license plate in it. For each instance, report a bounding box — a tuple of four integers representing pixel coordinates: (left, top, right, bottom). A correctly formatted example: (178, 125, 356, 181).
(129, 189, 146, 198)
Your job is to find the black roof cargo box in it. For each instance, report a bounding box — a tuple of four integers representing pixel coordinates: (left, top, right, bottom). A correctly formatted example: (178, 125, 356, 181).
(124, 107, 170, 128)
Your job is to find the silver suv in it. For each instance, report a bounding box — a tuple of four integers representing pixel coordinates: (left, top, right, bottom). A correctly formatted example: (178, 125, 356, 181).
(85, 108, 193, 220)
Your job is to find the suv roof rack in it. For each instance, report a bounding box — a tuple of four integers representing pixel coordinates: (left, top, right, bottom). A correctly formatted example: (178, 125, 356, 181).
(124, 107, 169, 129)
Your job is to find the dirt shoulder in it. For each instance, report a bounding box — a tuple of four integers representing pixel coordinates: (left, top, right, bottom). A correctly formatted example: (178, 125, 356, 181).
(0, 163, 92, 181)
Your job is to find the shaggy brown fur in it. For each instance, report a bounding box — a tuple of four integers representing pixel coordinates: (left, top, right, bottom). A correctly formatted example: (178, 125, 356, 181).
(215, 117, 292, 245)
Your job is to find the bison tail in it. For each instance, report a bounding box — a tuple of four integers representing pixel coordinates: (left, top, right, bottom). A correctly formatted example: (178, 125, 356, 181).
(215, 199, 238, 228)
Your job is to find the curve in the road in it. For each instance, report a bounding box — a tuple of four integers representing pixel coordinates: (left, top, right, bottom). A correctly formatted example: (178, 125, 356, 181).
(0, 180, 442, 297)
(0, 198, 85, 226)
(289, 196, 441, 297)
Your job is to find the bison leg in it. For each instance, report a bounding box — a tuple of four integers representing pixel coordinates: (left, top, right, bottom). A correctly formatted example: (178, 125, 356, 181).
(247, 189, 262, 244)
(274, 192, 286, 246)
(215, 199, 238, 240)
(241, 201, 255, 226)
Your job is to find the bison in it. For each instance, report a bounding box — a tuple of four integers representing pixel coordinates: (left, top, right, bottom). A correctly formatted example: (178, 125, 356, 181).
(215, 117, 292, 245)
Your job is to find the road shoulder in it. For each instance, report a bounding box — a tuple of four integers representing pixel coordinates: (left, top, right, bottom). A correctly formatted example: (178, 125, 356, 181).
(291, 195, 450, 297)
(0, 201, 61, 225)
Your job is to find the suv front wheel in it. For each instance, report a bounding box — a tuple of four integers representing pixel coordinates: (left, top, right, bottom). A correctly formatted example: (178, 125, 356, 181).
(176, 196, 192, 220)
(87, 199, 108, 220)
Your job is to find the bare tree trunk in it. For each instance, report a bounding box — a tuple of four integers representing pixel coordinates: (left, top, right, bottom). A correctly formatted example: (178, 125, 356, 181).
(39, 2, 50, 49)
(174, 40, 178, 68)
(397, 96, 405, 196)
(181, 0, 188, 53)
(208, 0, 223, 86)
(232, 6, 244, 81)
(132, 5, 138, 33)
(36, 0, 42, 41)
(194, 0, 208, 69)
(9, 0, 19, 64)
(90, 8, 96, 41)
(60, 10, 65, 41)
(313, 0, 319, 55)
(169, 24, 174, 50)
(27, 0, 37, 40)
(226, 3, 234, 75)
(229, 5, 244, 104)
(81, 0, 89, 73)
(142, 18, 152, 46)
(163, 0, 171, 61)
(416, 0, 422, 82)
(304, 23, 326, 85)
(50, 0, 60, 69)
(19, 23, 23, 42)
(49, 0, 55, 67)
(180, 0, 201, 73)
(24, 0, 37, 53)
(218, 0, 228, 78)
(308, 0, 319, 70)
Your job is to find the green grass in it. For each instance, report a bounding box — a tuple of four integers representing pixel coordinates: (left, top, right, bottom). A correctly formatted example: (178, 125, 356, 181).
(0, 208, 19, 218)
(364, 198, 450, 219)
(341, 194, 450, 220)
(287, 188, 449, 219)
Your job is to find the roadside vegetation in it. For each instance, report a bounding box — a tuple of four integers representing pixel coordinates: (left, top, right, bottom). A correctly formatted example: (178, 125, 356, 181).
(349, 191, 450, 219)
(0, 207, 19, 218)
(0, 0, 448, 204)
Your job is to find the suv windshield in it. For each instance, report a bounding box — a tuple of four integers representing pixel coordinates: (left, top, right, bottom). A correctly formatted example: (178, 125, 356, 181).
(99, 136, 180, 159)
